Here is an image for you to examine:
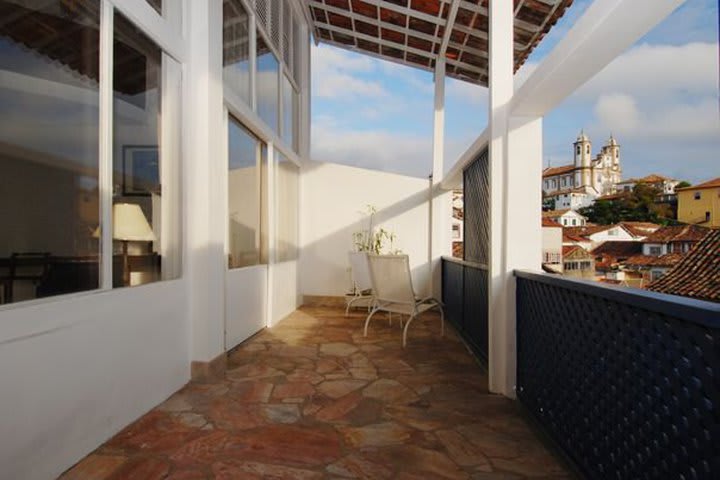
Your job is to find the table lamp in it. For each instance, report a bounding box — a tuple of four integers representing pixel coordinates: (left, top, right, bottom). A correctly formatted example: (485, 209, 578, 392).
(112, 203, 156, 286)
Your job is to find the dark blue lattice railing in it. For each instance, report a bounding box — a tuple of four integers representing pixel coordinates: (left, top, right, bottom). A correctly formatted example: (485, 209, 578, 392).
(515, 271, 720, 480)
(442, 256, 488, 362)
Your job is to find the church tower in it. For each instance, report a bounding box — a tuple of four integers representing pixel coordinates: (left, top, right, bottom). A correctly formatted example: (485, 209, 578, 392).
(607, 134, 621, 187)
(573, 130, 592, 188)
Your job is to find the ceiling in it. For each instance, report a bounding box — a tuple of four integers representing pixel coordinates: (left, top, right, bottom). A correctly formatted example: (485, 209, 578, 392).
(306, 0, 575, 85)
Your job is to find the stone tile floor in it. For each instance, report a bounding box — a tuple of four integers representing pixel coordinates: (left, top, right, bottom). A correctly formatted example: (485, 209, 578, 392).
(60, 306, 572, 479)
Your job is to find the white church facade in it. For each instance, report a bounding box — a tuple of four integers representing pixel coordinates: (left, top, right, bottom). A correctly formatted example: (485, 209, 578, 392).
(543, 132, 622, 210)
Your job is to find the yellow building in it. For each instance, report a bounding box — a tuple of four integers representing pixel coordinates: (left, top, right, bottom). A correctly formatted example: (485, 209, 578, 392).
(677, 177, 720, 228)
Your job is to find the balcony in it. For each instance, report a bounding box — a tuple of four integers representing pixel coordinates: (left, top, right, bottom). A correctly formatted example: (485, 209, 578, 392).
(1, 1, 717, 479)
(60, 305, 571, 479)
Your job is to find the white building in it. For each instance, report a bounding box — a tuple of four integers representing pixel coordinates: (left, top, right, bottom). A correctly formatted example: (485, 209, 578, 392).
(617, 174, 680, 195)
(542, 209, 588, 227)
(543, 132, 622, 204)
(542, 218, 563, 268)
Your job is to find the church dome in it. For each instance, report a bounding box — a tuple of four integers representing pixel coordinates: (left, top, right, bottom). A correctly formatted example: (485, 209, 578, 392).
(607, 134, 618, 146)
(576, 129, 589, 142)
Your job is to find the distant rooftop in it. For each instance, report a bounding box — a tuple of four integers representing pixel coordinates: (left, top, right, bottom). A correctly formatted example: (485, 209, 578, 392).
(676, 177, 720, 192)
(644, 224, 710, 244)
(648, 229, 720, 303)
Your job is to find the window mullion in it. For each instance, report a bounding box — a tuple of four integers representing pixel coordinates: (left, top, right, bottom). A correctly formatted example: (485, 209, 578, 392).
(99, 0, 114, 290)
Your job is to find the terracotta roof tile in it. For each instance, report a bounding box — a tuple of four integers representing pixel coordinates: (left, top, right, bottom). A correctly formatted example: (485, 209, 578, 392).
(542, 209, 573, 217)
(591, 241, 642, 258)
(563, 233, 590, 243)
(623, 253, 684, 267)
(542, 165, 575, 177)
(565, 224, 621, 238)
(596, 191, 631, 201)
(619, 222, 661, 237)
(647, 229, 720, 303)
(542, 218, 562, 228)
(643, 224, 710, 243)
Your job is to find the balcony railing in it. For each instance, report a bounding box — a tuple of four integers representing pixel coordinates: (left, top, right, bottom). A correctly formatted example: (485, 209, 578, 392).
(441, 256, 488, 361)
(515, 270, 720, 479)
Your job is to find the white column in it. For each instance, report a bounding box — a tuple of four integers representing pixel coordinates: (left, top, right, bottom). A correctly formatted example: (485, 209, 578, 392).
(184, 0, 226, 363)
(487, 0, 514, 396)
(429, 59, 451, 299)
(488, 2, 544, 397)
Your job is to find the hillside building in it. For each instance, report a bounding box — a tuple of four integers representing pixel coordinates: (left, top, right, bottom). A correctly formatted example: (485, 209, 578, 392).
(543, 132, 622, 210)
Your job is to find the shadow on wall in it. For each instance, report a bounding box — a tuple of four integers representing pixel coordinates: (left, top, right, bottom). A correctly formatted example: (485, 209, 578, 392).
(299, 160, 449, 298)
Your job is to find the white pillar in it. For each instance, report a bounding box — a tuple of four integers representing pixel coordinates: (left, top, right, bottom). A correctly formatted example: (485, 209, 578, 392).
(184, 0, 226, 364)
(429, 59, 451, 299)
(487, 0, 515, 396)
(488, 1, 544, 397)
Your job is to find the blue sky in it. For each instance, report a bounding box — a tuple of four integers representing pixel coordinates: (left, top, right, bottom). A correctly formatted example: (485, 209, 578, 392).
(311, 0, 719, 184)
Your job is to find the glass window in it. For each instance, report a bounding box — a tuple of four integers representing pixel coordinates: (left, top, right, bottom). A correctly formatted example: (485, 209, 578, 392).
(282, 74, 298, 151)
(0, 0, 100, 305)
(228, 117, 267, 268)
(275, 154, 299, 262)
(223, 0, 251, 104)
(113, 13, 180, 287)
(694, 192, 701, 200)
(256, 31, 279, 134)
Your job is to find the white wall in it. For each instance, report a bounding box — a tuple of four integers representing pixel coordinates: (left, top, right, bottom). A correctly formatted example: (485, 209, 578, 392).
(588, 226, 634, 246)
(300, 161, 431, 298)
(0, 281, 189, 480)
(541, 226, 562, 263)
(225, 266, 267, 349)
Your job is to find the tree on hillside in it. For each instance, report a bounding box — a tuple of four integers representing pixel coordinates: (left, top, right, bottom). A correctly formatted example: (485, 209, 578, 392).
(676, 180, 691, 189)
(579, 184, 674, 225)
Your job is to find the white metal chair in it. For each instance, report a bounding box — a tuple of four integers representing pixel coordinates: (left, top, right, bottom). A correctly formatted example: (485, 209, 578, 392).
(364, 254, 444, 347)
(345, 251, 374, 316)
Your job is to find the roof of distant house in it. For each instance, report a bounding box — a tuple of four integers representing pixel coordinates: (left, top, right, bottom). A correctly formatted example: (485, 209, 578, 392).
(542, 218, 563, 228)
(543, 187, 589, 198)
(647, 229, 720, 303)
(542, 209, 585, 218)
(542, 165, 575, 177)
(596, 191, 631, 201)
(592, 241, 642, 258)
(643, 224, 710, 243)
(617, 174, 673, 185)
(676, 177, 720, 192)
(563, 245, 593, 258)
(619, 221, 661, 237)
(623, 253, 684, 268)
(565, 224, 627, 238)
(563, 232, 591, 244)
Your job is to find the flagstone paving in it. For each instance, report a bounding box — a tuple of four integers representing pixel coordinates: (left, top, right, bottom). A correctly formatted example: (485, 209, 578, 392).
(60, 306, 572, 479)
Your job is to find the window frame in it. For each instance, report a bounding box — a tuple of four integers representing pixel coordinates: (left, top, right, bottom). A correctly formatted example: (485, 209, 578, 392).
(0, 0, 185, 311)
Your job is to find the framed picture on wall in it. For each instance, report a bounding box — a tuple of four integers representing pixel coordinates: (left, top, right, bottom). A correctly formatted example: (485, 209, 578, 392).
(122, 145, 159, 196)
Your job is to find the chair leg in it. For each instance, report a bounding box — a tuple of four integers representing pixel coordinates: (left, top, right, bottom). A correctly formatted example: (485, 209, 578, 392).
(364, 307, 380, 337)
(402, 314, 417, 348)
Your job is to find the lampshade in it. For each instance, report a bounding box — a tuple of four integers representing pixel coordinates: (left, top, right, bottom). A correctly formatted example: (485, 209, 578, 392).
(112, 203, 156, 242)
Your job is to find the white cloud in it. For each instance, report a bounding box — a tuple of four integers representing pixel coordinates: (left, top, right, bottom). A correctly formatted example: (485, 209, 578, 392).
(576, 42, 717, 100)
(594, 93, 641, 132)
(311, 117, 432, 177)
(311, 44, 389, 100)
(593, 94, 719, 139)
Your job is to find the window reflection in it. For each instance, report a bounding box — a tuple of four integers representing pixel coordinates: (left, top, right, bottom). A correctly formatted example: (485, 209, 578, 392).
(282, 74, 298, 152)
(223, 0, 251, 104)
(228, 117, 267, 268)
(256, 31, 279, 134)
(112, 12, 176, 288)
(0, 0, 100, 305)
